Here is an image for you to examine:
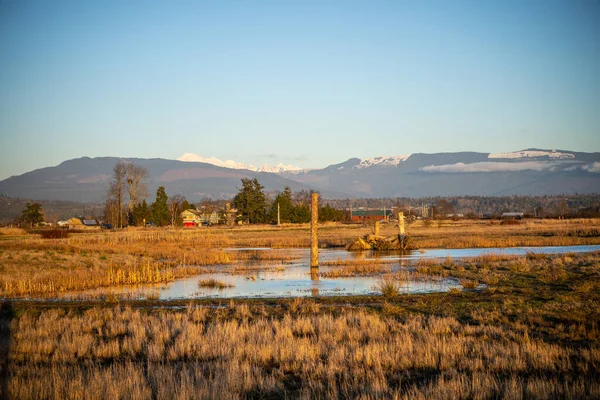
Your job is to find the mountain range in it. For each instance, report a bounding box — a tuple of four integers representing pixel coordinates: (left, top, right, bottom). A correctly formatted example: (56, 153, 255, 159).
(1, 149, 599, 202)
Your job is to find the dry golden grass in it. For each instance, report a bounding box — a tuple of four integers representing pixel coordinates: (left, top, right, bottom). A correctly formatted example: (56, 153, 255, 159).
(0, 227, 27, 236)
(230, 264, 285, 275)
(0, 249, 187, 298)
(0, 250, 599, 398)
(320, 264, 392, 278)
(320, 258, 398, 266)
(2, 305, 598, 399)
(198, 279, 234, 289)
(0, 219, 598, 298)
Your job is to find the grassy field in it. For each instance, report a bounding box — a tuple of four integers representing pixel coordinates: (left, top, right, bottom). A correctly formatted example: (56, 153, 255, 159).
(0, 219, 599, 398)
(0, 218, 598, 298)
(1, 251, 599, 398)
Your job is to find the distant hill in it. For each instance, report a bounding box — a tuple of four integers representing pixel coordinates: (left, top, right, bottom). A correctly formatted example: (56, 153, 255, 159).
(1, 149, 599, 203)
(0, 157, 335, 203)
(279, 149, 600, 197)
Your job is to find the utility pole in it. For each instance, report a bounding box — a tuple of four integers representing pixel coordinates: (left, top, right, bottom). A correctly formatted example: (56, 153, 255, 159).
(398, 212, 405, 236)
(310, 193, 319, 268)
(277, 202, 280, 226)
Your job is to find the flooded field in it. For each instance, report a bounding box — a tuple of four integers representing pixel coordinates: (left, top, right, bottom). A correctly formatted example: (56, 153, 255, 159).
(71, 244, 600, 300)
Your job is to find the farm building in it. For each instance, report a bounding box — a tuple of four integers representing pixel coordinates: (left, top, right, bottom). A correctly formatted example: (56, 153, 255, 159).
(501, 212, 524, 220)
(350, 209, 393, 222)
(181, 209, 202, 228)
(67, 217, 101, 230)
(181, 209, 220, 227)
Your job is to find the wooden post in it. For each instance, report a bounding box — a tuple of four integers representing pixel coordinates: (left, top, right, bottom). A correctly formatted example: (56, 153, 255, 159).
(311, 268, 319, 281)
(398, 212, 405, 235)
(277, 203, 280, 226)
(310, 193, 319, 268)
(374, 220, 380, 236)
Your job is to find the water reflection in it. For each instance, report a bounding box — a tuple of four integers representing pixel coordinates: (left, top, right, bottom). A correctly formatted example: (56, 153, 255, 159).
(75, 244, 600, 300)
(310, 267, 319, 281)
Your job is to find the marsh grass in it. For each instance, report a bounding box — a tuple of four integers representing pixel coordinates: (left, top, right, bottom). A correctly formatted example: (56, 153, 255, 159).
(459, 278, 479, 289)
(0, 247, 599, 398)
(2, 304, 599, 399)
(198, 279, 234, 289)
(374, 272, 410, 297)
(320, 263, 391, 278)
(39, 229, 69, 239)
(1, 219, 599, 299)
(230, 264, 285, 275)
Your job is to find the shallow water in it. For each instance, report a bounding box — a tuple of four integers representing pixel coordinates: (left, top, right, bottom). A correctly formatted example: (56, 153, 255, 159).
(77, 244, 600, 300)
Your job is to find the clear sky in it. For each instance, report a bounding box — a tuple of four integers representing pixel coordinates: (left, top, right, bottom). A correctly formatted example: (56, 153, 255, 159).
(1, 0, 599, 180)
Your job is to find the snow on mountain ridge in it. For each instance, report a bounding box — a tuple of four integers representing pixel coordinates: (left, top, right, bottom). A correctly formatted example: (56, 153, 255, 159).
(488, 150, 575, 160)
(354, 155, 411, 169)
(257, 163, 303, 173)
(177, 153, 301, 173)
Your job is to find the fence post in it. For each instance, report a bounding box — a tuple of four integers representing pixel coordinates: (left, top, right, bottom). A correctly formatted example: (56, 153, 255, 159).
(310, 193, 319, 268)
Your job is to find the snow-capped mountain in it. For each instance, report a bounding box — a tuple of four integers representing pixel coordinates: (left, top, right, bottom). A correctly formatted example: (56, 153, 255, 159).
(488, 150, 575, 160)
(177, 153, 302, 173)
(1, 149, 599, 202)
(178, 153, 414, 173)
(354, 155, 412, 169)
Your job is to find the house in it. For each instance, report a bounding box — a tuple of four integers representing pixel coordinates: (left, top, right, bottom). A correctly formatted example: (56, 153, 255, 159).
(181, 209, 203, 228)
(350, 209, 393, 222)
(68, 217, 101, 230)
(501, 212, 524, 220)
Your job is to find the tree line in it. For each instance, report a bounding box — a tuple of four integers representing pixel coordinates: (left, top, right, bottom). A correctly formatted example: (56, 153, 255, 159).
(104, 162, 195, 227)
(233, 178, 344, 224)
(105, 166, 346, 227)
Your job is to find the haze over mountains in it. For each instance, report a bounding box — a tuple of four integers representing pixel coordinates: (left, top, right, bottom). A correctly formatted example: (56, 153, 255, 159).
(1, 149, 599, 202)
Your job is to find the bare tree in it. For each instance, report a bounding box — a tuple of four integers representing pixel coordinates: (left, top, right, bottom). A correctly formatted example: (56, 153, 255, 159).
(103, 198, 120, 227)
(168, 194, 186, 227)
(106, 161, 148, 228)
(107, 162, 127, 228)
(124, 163, 149, 215)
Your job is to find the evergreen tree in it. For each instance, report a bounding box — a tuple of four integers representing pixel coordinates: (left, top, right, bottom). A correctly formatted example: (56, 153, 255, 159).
(20, 202, 44, 227)
(291, 203, 311, 223)
(150, 186, 170, 226)
(319, 204, 344, 222)
(233, 178, 267, 224)
(268, 187, 294, 223)
(132, 200, 151, 226)
(181, 200, 195, 211)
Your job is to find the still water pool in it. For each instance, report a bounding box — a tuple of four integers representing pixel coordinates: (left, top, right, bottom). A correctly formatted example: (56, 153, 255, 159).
(77, 244, 600, 300)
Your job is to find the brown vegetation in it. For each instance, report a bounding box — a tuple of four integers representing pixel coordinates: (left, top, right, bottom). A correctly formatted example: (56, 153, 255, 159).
(1, 300, 598, 399)
(320, 262, 393, 278)
(0, 245, 599, 398)
(198, 279, 234, 289)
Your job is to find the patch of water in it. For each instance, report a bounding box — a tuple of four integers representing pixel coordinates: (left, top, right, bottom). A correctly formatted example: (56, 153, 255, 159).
(74, 244, 600, 300)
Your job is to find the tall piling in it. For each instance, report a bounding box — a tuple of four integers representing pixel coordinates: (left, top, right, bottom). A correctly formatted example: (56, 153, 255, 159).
(310, 193, 319, 268)
(398, 212, 405, 236)
(374, 220, 380, 236)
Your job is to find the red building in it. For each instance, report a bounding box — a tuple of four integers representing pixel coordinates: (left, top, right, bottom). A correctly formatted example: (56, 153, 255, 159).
(350, 209, 392, 222)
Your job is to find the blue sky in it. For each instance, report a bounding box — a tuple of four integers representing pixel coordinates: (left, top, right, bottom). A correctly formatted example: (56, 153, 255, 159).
(1, 0, 599, 179)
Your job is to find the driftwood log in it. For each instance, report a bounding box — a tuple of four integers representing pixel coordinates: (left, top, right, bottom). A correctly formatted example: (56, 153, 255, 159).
(347, 234, 417, 251)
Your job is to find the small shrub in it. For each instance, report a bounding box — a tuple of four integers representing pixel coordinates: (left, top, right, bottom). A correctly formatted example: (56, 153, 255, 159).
(460, 279, 479, 289)
(198, 279, 234, 289)
(375, 276, 402, 298)
(146, 290, 161, 300)
(105, 293, 119, 303)
(482, 275, 499, 285)
(40, 229, 69, 239)
(526, 252, 547, 261)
